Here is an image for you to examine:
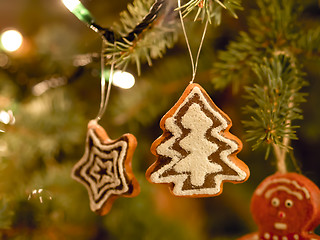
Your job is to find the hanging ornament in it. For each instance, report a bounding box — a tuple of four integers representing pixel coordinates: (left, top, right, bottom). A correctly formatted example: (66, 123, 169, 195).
(145, 0, 249, 197)
(71, 41, 140, 215)
(146, 83, 249, 197)
(238, 172, 320, 240)
(72, 120, 140, 215)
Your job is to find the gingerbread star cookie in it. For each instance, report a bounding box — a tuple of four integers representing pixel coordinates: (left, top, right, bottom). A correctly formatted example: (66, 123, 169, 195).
(146, 83, 249, 197)
(72, 120, 140, 215)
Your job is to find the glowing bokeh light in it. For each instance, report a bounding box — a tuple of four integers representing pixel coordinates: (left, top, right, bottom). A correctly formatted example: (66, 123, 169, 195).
(1, 29, 23, 52)
(0, 110, 15, 125)
(112, 70, 135, 89)
(0, 111, 10, 124)
(62, 0, 81, 12)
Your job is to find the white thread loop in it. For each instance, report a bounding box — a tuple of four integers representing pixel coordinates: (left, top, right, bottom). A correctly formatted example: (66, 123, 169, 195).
(177, 0, 209, 84)
(96, 40, 115, 121)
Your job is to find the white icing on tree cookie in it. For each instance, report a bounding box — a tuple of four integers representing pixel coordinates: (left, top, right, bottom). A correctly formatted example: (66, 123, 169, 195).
(147, 83, 249, 197)
(173, 103, 221, 187)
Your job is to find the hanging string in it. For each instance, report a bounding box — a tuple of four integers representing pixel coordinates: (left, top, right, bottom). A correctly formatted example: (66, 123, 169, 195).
(177, 0, 209, 84)
(95, 40, 115, 121)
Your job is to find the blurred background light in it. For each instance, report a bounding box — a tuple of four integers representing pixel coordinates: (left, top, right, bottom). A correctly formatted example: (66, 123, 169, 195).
(0, 53, 9, 68)
(1, 29, 23, 52)
(0, 110, 15, 125)
(112, 70, 135, 89)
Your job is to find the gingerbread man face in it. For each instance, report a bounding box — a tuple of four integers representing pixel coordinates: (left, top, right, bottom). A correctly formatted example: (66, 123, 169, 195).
(250, 173, 320, 239)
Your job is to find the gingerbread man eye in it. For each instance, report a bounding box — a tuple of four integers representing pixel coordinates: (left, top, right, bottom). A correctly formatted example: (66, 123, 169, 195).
(271, 197, 280, 207)
(285, 199, 294, 208)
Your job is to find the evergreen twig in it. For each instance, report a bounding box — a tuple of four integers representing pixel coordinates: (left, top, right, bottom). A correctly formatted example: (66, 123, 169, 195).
(177, 0, 242, 23)
(242, 54, 307, 167)
(212, 0, 318, 168)
(105, 0, 243, 74)
(105, 0, 179, 74)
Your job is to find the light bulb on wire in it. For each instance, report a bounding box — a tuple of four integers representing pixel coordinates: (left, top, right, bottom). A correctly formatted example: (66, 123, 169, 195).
(112, 71, 135, 89)
(0, 29, 23, 52)
(104, 70, 135, 89)
(62, 0, 81, 12)
(62, 0, 95, 26)
(0, 110, 15, 125)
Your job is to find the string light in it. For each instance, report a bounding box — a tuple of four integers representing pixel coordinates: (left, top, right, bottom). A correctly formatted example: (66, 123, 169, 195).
(62, 0, 96, 28)
(104, 70, 135, 89)
(112, 71, 135, 89)
(0, 29, 23, 52)
(0, 110, 15, 125)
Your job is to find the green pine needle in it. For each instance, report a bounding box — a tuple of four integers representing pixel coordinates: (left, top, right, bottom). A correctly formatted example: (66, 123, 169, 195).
(105, 0, 243, 74)
(242, 54, 307, 153)
(104, 0, 178, 74)
(212, 0, 319, 159)
(177, 0, 242, 23)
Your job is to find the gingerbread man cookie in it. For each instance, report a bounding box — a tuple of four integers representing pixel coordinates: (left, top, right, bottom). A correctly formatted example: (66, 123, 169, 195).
(72, 120, 140, 215)
(238, 172, 320, 240)
(146, 83, 249, 197)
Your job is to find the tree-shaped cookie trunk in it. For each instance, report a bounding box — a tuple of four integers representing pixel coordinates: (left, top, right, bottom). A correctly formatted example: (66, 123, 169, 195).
(146, 83, 250, 197)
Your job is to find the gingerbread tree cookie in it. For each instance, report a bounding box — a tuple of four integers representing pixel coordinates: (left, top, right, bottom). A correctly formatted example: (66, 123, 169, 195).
(72, 120, 140, 215)
(238, 172, 320, 240)
(146, 83, 249, 197)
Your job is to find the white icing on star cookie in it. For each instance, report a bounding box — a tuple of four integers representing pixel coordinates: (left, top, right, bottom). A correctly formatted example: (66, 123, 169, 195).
(72, 121, 139, 215)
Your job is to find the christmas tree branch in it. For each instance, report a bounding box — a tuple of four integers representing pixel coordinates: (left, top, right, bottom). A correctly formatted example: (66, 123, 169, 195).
(177, 0, 242, 24)
(105, 0, 243, 74)
(212, 0, 317, 164)
(272, 97, 294, 173)
(242, 54, 307, 163)
(104, 0, 179, 74)
(274, 107, 292, 173)
(273, 143, 286, 173)
(212, 0, 317, 91)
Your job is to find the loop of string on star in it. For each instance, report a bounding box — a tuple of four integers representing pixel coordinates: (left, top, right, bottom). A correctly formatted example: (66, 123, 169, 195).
(95, 40, 115, 122)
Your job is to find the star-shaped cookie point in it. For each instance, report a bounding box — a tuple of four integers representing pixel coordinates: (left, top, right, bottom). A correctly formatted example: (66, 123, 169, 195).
(146, 83, 250, 197)
(72, 120, 140, 215)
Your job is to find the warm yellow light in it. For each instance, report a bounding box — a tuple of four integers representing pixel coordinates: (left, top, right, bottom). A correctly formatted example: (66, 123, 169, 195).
(62, 0, 81, 12)
(0, 111, 10, 124)
(0, 110, 15, 125)
(112, 71, 135, 89)
(1, 29, 23, 52)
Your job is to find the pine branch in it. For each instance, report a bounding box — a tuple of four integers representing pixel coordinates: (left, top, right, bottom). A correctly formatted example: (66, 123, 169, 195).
(105, 0, 179, 74)
(105, 0, 243, 74)
(242, 54, 307, 163)
(177, 0, 242, 24)
(211, 0, 320, 167)
(211, 0, 316, 91)
(296, 26, 320, 58)
(212, 31, 261, 91)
